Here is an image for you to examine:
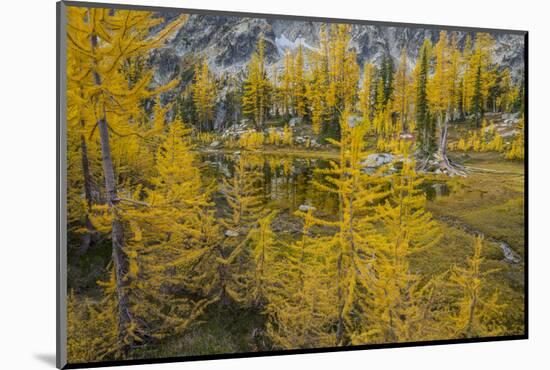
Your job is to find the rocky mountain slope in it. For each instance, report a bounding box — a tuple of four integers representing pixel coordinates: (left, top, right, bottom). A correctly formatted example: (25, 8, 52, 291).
(153, 12, 525, 84)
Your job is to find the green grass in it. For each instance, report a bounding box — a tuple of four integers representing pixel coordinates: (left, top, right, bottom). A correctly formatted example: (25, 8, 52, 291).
(428, 151, 525, 252)
(456, 150, 525, 174)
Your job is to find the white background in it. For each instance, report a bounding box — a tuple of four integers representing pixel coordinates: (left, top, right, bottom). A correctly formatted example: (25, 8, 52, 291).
(0, 0, 546, 369)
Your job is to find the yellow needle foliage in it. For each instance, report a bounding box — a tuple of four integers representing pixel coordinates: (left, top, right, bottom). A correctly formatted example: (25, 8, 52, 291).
(359, 63, 375, 130)
(506, 116, 525, 160)
(266, 208, 337, 349)
(192, 58, 217, 131)
(66, 6, 198, 361)
(280, 50, 294, 118)
(246, 211, 279, 307)
(238, 130, 265, 150)
(282, 124, 293, 146)
(310, 110, 389, 345)
(307, 51, 327, 135)
(122, 120, 216, 340)
(362, 147, 443, 343)
(65, 10, 522, 361)
(217, 154, 265, 304)
(293, 45, 307, 118)
(267, 127, 282, 145)
(67, 287, 119, 362)
(242, 35, 270, 127)
(449, 236, 506, 338)
(393, 49, 412, 133)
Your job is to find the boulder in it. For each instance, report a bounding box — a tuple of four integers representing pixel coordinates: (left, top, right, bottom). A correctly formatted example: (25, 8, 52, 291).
(501, 112, 519, 122)
(400, 132, 415, 140)
(501, 113, 513, 121)
(210, 140, 221, 148)
(298, 204, 316, 212)
(501, 130, 518, 138)
(224, 229, 239, 237)
(500, 242, 521, 264)
(361, 153, 394, 168)
(289, 117, 302, 127)
(295, 136, 309, 144)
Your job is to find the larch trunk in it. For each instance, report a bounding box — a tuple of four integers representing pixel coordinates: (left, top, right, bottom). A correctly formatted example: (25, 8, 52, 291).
(438, 112, 449, 160)
(97, 115, 132, 346)
(91, 33, 133, 349)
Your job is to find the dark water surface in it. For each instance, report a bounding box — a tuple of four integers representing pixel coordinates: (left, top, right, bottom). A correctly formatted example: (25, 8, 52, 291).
(200, 152, 340, 216)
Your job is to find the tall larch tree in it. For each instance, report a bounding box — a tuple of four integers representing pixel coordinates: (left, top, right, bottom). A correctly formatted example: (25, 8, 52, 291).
(448, 32, 462, 120)
(307, 50, 327, 135)
(450, 236, 505, 338)
(218, 154, 265, 304)
(343, 48, 361, 111)
(123, 120, 217, 342)
(293, 44, 307, 119)
(192, 58, 217, 132)
(67, 42, 100, 255)
(265, 208, 337, 349)
(497, 68, 515, 112)
(281, 50, 294, 119)
(469, 33, 496, 126)
(359, 63, 375, 128)
(461, 34, 474, 115)
(428, 31, 465, 175)
(66, 7, 186, 352)
(311, 110, 389, 345)
(365, 147, 442, 343)
(246, 211, 278, 307)
(393, 48, 411, 133)
(242, 35, 270, 128)
(325, 24, 359, 137)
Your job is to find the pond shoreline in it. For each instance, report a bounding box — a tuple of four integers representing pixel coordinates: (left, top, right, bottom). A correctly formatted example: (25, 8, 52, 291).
(196, 146, 341, 160)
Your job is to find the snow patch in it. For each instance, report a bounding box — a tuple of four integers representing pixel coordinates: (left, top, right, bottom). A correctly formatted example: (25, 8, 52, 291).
(275, 34, 318, 55)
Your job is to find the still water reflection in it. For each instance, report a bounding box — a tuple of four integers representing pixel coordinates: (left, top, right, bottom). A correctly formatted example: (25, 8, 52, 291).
(199, 151, 450, 218)
(200, 152, 339, 216)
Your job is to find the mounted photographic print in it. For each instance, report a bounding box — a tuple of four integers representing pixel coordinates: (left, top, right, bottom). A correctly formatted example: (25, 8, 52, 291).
(56, 1, 527, 368)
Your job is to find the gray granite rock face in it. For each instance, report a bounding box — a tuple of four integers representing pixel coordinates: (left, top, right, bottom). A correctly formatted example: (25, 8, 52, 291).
(156, 13, 524, 80)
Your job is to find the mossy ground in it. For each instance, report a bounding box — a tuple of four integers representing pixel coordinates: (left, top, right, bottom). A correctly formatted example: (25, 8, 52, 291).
(419, 150, 525, 335)
(429, 151, 525, 254)
(131, 304, 266, 359)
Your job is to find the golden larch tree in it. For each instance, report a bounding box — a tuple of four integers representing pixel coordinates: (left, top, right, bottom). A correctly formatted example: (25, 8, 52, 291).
(242, 35, 271, 128)
(66, 6, 186, 353)
(192, 58, 217, 131)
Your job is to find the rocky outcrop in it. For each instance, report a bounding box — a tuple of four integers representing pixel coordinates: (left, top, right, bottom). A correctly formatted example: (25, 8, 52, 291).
(156, 13, 525, 82)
